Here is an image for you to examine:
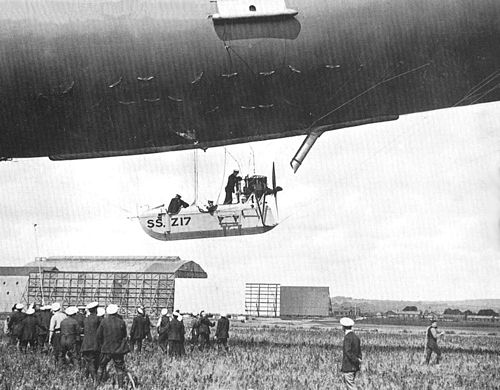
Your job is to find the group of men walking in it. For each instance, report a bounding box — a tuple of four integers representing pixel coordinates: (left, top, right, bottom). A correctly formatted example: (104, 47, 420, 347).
(6, 302, 444, 390)
(7, 302, 131, 387)
(6, 302, 231, 387)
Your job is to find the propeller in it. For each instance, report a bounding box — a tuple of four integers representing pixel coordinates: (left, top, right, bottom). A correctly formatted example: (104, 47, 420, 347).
(271, 162, 283, 219)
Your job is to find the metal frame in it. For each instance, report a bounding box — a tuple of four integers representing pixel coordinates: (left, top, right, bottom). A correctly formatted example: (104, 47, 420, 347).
(28, 271, 176, 316)
(245, 283, 280, 317)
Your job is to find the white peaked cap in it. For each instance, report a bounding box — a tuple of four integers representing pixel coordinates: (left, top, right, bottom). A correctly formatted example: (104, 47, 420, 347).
(106, 304, 119, 315)
(137, 307, 144, 315)
(161, 308, 168, 316)
(65, 306, 78, 316)
(51, 302, 61, 312)
(15, 303, 24, 310)
(340, 317, 355, 327)
(97, 307, 106, 317)
(86, 302, 99, 310)
(26, 308, 35, 315)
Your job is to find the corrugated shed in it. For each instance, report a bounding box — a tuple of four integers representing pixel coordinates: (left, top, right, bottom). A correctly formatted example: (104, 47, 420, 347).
(280, 286, 330, 317)
(23, 256, 206, 277)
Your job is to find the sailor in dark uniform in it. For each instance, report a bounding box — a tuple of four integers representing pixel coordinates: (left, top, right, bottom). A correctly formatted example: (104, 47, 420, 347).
(340, 317, 362, 390)
(167, 194, 189, 214)
(97, 304, 130, 387)
(81, 302, 102, 384)
(224, 170, 242, 204)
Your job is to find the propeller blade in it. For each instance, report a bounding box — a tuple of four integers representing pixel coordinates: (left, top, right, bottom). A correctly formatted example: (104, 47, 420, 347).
(272, 162, 276, 191)
(272, 162, 279, 220)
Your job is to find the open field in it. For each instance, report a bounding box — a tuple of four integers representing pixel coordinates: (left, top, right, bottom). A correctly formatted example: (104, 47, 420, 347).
(1, 320, 499, 389)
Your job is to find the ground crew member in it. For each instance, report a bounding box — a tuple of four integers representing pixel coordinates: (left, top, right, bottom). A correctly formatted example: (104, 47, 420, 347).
(49, 303, 67, 364)
(198, 311, 214, 351)
(19, 308, 38, 353)
(224, 170, 242, 204)
(157, 308, 170, 353)
(60, 306, 81, 366)
(35, 305, 51, 352)
(340, 317, 362, 390)
(74, 307, 86, 362)
(215, 313, 230, 351)
(97, 304, 130, 388)
(130, 307, 149, 353)
(190, 313, 201, 352)
(168, 311, 185, 356)
(167, 194, 189, 214)
(8, 303, 26, 347)
(141, 306, 153, 344)
(81, 302, 102, 384)
(425, 320, 444, 364)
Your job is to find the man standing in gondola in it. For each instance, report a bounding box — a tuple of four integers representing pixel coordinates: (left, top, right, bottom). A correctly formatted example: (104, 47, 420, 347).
(167, 194, 189, 214)
(224, 170, 242, 204)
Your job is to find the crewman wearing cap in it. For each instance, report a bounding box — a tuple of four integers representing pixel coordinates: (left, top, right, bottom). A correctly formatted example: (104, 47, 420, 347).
(340, 317, 362, 390)
(49, 303, 67, 363)
(96, 304, 129, 387)
(35, 305, 51, 352)
(215, 313, 230, 352)
(74, 306, 86, 363)
(60, 306, 81, 365)
(224, 170, 242, 204)
(168, 311, 185, 356)
(18, 308, 38, 353)
(198, 311, 215, 351)
(130, 307, 149, 353)
(81, 302, 101, 384)
(157, 308, 170, 353)
(7, 303, 26, 347)
(167, 194, 189, 215)
(189, 313, 201, 352)
(424, 319, 444, 364)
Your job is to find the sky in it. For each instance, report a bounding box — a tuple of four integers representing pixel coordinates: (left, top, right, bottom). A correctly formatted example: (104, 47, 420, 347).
(0, 102, 499, 313)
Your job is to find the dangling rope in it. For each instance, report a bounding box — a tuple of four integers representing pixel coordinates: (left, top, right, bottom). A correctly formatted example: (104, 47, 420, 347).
(193, 149, 199, 205)
(217, 148, 228, 204)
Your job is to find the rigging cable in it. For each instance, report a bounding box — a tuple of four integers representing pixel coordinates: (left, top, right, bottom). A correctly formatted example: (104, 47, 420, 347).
(217, 148, 228, 204)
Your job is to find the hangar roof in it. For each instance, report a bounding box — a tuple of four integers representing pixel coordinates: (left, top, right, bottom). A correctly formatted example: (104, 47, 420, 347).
(21, 256, 207, 278)
(0, 266, 57, 276)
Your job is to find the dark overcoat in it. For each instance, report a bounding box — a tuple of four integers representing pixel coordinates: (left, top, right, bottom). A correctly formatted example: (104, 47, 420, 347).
(97, 314, 129, 354)
(81, 314, 102, 352)
(167, 318, 184, 341)
(215, 317, 230, 339)
(341, 331, 362, 373)
(8, 311, 26, 337)
(130, 315, 149, 340)
(60, 316, 81, 347)
(19, 315, 38, 341)
(199, 317, 214, 335)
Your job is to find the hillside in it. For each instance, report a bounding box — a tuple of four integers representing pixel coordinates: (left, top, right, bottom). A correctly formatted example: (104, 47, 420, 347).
(331, 296, 500, 314)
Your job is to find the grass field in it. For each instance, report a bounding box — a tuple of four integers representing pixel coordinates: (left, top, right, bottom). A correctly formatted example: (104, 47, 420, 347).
(1, 320, 499, 389)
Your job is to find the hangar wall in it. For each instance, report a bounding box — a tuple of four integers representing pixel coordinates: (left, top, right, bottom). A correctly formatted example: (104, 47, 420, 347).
(280, 286, 330, 317)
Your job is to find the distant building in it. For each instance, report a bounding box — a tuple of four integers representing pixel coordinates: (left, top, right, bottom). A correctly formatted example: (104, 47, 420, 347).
(466, 315, 499, 322)
(442, 314, 466, 321)
(396, 310, 422, 319)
